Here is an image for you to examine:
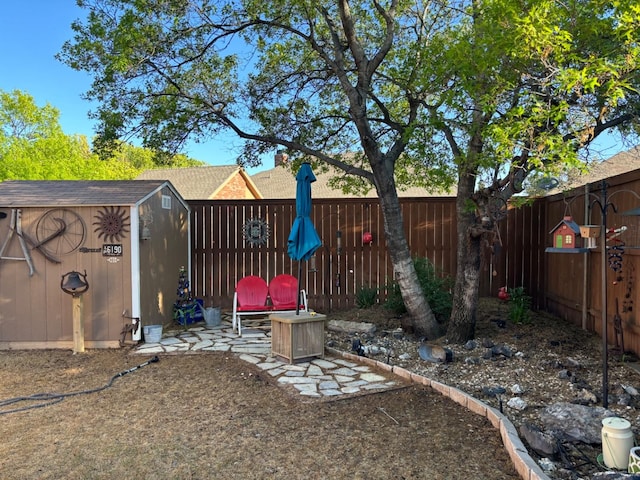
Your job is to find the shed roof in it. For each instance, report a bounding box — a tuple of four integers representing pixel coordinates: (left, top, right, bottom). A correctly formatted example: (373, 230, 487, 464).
(136, 165, 262, 199)
(0, 180, 182, 207)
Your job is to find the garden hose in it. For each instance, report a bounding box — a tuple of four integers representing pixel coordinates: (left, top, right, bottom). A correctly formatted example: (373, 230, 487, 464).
(0, 356, 159, 415)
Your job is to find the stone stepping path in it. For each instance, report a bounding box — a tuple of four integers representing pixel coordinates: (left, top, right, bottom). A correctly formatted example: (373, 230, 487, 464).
(133, 321, 401, 399)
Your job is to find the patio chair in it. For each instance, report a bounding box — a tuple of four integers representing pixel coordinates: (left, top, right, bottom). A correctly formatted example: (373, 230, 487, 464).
(269, 274, 308, 313)
(232, 276, 270, 335)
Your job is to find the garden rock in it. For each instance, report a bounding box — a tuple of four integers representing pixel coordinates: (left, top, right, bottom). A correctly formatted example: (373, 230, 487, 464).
(491, 344, 514, 358)
(511, 383, 524, 394)
(418, 343, 453, 363)
(507, 397, 527, 411)
(519, 422, 559, 457)
(327, 320, 376, 335)
(538, 402, 614, 444)
(464, 340, 477, 350)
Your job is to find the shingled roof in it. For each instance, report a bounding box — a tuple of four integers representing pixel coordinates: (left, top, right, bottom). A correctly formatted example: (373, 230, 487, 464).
(580, 146, 640, 183)
(251, 165, 455, 199)
(136, 165, 261, 199)
(546, 145, 640, 194)
(0, 180, 178, 207)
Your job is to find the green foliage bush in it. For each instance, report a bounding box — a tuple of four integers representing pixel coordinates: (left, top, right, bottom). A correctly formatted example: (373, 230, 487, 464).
(355, 284, 378, 308)
(508, 286, 531, 324)
(384, 257, 453, 323)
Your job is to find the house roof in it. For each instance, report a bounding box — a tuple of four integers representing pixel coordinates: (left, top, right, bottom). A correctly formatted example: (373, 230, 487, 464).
(0, 180, 181, 207)
(251, 165, 455, 199)
(547, 145, 640, 194)
(136, 165, 262, 199)
(582, 146, 640, 183)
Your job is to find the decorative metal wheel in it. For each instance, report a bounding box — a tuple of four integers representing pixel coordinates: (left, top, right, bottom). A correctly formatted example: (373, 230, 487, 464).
(35, 208, 86, 256)
(93, 206, 130, 242)
(243, 218, 270, 246)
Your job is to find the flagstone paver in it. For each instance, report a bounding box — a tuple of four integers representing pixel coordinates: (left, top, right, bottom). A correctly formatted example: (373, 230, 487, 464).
(133, 321, 401, 399)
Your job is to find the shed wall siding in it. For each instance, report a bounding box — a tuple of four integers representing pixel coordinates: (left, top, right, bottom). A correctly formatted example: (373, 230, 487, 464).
(0, 206, 133, 346)
(138, 186, 191, 327)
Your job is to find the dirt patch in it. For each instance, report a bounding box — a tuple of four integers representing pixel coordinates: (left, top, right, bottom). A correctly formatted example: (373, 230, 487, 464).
(0, 347, 518, 479)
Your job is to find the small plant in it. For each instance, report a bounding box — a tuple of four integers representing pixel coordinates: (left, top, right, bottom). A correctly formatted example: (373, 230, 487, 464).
(507, 286, 531, 324)
(384, 257, 453, 323)
(355, 285, 378, 308)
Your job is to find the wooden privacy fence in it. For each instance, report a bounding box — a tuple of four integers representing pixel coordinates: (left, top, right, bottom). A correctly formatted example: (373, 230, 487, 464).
(490, 169, 640, 356)
(540, 170, 640, 355)
(189, 198, 460, 313)
(188, 170, 640, 357)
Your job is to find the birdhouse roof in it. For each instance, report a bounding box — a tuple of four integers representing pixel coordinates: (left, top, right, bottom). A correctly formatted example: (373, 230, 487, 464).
(549, 216, 581, 235)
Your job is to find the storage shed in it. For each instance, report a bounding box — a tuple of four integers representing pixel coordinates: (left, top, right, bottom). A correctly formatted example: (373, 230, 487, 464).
(0, 180, 190, 349)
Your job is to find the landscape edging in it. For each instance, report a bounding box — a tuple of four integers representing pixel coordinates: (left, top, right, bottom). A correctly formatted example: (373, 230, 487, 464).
(326, 346, 550, 480)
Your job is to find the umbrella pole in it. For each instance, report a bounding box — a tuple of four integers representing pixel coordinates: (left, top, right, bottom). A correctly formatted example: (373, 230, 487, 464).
(296, 261, 302, 315)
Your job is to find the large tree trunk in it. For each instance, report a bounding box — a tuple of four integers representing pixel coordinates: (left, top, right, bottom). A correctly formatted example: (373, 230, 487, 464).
(377, 189, 442, 339)
(446, 173, 482, 343)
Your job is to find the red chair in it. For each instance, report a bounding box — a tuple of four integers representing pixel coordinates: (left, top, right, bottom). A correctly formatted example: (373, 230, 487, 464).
(232, 276, 269, 335)
(269, 274, 301, 310)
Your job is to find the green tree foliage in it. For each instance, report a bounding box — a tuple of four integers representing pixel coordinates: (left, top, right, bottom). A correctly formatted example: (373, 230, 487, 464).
(0, 89, 137, 179)
(0, 89, 202, 180)
(59, 0, 640, 340)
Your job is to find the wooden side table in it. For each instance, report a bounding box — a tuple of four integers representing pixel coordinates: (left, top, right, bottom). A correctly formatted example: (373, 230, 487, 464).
(270, 312, 326, 364)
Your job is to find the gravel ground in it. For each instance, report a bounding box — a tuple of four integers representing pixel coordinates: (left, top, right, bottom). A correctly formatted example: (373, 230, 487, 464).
(325, 298, 640, 479)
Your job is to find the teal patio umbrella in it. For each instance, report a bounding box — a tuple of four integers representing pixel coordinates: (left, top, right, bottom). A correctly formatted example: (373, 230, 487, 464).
(287, 162, 322, 314)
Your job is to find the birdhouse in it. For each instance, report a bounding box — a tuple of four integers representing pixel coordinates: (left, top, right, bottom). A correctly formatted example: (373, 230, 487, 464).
(550, 216, 581, 249)
(579, 225, 601, 249)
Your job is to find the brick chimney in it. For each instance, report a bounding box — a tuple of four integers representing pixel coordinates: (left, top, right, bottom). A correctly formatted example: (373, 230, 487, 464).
(275, 149, 289, 167)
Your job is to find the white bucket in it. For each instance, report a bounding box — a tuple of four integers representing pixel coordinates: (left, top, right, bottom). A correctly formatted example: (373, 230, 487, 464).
(602, 417, 634, 470)
(203, 307, 221, 327)
(143, 325, 163, 343)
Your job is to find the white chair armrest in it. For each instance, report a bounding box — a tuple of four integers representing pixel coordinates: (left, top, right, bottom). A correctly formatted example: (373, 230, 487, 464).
(232, 292, 238, 330)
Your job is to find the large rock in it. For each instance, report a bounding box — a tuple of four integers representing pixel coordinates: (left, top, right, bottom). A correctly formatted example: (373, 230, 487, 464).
(418, 343, 453, 363)
(327, 320, 376, 335)
(539, 402, 614, 444)
(520, 422, 559, 457)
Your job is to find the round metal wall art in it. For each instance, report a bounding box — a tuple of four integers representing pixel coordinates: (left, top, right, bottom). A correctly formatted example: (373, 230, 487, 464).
(35, 208, 86, 256)
(93, 206, 130, 242)
(243, 218, 270, 246)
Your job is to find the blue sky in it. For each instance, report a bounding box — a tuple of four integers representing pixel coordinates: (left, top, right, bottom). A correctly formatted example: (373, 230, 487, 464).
(0, 1, 631, 173)
(0, 1, 265, 171)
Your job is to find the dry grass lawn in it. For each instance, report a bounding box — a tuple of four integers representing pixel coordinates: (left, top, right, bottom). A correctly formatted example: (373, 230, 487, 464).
(0, 348, 519, 479)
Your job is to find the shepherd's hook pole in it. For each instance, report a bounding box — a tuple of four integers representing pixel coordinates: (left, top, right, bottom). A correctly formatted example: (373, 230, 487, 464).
(595, 180, 611, 409)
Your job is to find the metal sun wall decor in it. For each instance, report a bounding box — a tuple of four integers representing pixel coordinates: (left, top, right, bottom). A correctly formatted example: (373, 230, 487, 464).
(93, 206, 130, 242)
(243, 218, 270, 246)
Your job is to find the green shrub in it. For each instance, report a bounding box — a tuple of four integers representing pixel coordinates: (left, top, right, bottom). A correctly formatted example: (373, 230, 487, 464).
(508, 286, 531, 324)
(355, 285, 378, 308)
(384, 257, 453, 323)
